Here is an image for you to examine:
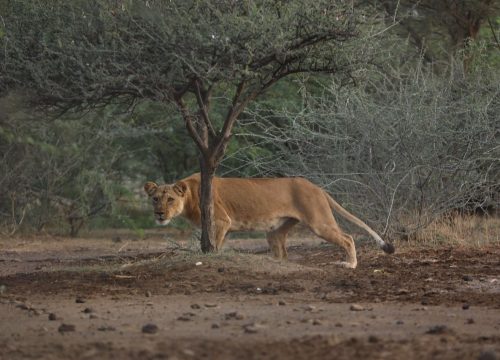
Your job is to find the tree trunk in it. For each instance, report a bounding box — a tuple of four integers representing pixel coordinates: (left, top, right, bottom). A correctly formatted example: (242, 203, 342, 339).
(199, 155, 216, 253)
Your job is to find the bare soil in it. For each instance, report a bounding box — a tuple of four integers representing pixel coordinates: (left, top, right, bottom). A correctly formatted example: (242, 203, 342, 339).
(0, 233, 499, 360)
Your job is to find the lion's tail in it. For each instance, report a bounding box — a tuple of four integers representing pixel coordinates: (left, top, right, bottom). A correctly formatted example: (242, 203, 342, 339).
(324, 192, 395, 254)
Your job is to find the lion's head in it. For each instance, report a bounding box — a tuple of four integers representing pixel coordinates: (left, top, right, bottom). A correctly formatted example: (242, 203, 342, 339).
(143, 181, 187, 225)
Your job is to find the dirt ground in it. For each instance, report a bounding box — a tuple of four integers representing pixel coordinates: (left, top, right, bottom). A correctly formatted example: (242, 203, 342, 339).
(0, 231, 499, 360)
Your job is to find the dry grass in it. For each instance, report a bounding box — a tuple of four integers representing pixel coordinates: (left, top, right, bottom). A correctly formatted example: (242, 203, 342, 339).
(408, 215, 500, 247)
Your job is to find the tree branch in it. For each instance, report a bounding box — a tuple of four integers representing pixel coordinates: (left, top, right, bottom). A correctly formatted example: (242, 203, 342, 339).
(194, 79, 216, 139)
(174, 96, 209, 157)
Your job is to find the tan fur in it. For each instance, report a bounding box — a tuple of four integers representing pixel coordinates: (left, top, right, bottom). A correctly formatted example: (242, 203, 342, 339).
(144, 173, 394, 269)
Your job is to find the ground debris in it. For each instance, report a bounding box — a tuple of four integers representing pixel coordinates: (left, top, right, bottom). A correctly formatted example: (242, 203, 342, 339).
(142, 323, 159, 334)
(58, 324, 76, 333)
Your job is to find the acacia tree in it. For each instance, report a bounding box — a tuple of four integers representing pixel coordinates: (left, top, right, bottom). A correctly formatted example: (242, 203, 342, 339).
(1, 0, 363, 251)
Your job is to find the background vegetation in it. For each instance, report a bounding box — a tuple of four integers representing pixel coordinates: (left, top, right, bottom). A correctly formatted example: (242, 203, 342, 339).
(0, 0, 498, 242)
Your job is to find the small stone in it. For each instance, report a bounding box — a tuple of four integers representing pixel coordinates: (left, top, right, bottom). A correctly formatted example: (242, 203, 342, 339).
(350, 304, 365, 311)
(335, 323, 343, 327)
(0, 285, 6, 295)
(396, 320, 404, 325)
(312, 319, 323, 326)
(204, 303, 218, 308)
(89, 314, 98, 319)
(58, 324, 75, 333)
(426, 325, 448, 334)
(462, 275, 473, 282)
(75, 297, 86, 304)
(478, 350, 497, 360)
(462, 303, 470, 310)
(190, 304, 201, 309)
(217, 267, 225, 273)
(368, 335, 379, 343)
(145, 291, 152, 298)
(243, 323, 265, 334)
(305, 305, 316, 312)
(142, 323, 159, 334)
(48, 313, 57, 321)
(225, 311, 244, 320)
(211, 323, 220, 329)
(177, 315, 192, 322)
(82, 307, 93, 314)
(195, 262, 203, 266)
(467, 318, 475, 324)
(278, 300, 286, 306)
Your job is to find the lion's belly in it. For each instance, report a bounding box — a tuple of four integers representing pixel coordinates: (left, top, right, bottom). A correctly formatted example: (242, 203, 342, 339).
(230, 217, 287, 232)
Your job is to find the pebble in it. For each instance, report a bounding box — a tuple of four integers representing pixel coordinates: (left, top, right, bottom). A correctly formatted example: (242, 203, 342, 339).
(225, 311, 245, 320)
(217, 267, 225, 273)
(368, 335, 379, 343)
(243, 322, 266, 334)
(396, 320, 404, 325)
(462, 275, 473, 282)
(278, 300, 286, 306)
(350, 304, 365, 311)
(58, 324, 76, 333)
(426, 325, 448, 334)
(204, 303, 218, 308)
(145, 291, 152, 298)
(312, 319, 323, 326)
(82, 308, 93, 314)
(48, 313, 57, 321)
(211, 323, 220, 329)
(75, 297, 86, 304)
(142, 323, 159, 334)
(478, 350, 497, 360)
(467, 318, 475, 324)
(462, 303, 470, 310)
(191, 304, 201, 309)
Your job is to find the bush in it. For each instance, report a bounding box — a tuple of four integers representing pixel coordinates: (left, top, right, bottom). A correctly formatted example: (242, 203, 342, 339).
(235, 60, 499, 240)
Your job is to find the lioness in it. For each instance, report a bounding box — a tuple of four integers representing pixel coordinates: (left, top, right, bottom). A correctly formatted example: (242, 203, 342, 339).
(144, 173, 394, 268)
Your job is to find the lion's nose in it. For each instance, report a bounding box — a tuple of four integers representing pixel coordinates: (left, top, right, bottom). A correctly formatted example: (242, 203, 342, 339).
(155, 212, 165, 219)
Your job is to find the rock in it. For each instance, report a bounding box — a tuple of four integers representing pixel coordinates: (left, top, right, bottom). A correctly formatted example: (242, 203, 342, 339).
(177, 315, 192, 322)
(217, 267, 225, 273)
(467, 318, 475, 324)
(396, 320, 404, 325)
(211, 323, 220, 329)
(75, 297, 86, 304)
(304, 305, 316, 312)
(368, 335, 379, 343)
(225, 311, 245, 320)
(145, 291, 152, 298)
(82, 307, 93, 314)
(204, 303, 218, 308)
(142, 323, 159, 334)
(58, 324, 75, 333)
(312, 319, 323, 326)
(191, 304, 201, 309)
(243, 323, 265, 334)
(335, 323, 343, 327)
(48, 313, 57, 321)
(462, 275, 473, 282)
(350, 304, 365, 311)
(195, 262, 203, 266)
(426, 325, 448, 335)
(89, 314, 98, 319)
(462, 303, 470, 310)
(278, 300, 286, 306)
(478, 350, 497, 360)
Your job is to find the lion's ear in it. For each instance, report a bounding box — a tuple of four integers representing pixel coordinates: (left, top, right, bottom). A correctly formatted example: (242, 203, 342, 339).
(173, 181, 187, 196)
(144, 182, 158, 197)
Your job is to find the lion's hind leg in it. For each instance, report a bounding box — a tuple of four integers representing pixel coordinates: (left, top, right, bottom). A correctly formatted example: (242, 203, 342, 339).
(266, 218, 299, 259)
(310, 223, 357, 269)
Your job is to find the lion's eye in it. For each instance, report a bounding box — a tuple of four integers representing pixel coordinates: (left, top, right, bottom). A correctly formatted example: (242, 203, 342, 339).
(152, 196, 159, 203)
(167, 197, 174, 203)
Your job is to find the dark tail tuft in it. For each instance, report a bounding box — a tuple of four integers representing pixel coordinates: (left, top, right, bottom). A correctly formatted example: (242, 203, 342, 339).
(382, 243, 395, 254)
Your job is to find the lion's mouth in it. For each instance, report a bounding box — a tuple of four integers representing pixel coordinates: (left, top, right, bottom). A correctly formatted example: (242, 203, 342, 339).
(155, 219, 171, 226)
